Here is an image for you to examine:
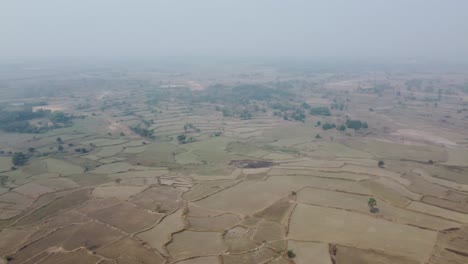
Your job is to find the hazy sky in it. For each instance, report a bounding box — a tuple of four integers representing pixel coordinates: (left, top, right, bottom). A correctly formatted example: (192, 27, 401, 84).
(1, 0, 468, 60)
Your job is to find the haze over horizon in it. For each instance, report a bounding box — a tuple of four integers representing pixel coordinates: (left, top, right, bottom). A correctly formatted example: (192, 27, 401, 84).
(1, 0, 468, 62)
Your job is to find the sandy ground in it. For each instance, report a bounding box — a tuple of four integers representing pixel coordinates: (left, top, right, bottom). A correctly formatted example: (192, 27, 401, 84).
(96, 91, 110, 100)
(32, 105, 67, 112)
(187, 81, 205, 91)
(383, 129, 457, 147)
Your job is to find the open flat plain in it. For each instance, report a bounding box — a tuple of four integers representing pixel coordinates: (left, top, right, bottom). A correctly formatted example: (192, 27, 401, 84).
(0, 63, 468, 264)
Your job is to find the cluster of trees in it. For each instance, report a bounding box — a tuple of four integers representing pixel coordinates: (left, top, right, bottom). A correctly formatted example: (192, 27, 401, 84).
(12, 152, 28, 166)
(357, 83, 392, 96)
(0, 108, 50, 133)
(195, 84, 294, 121)
(49, 111, 72, 124)
(320, 119, 368, 131)
(240, 110, 253, 120)
(310, 107, 331, 116)
(272, 102, 308, 122)
(130, 125, 155, 139)
(345, 119, 368, 130)
(177, 134, 195, 144)
(194, 84, 293, 107)
(74, 148, 88, 153)
(331, 102, 345, 111)
(184, 123, 201, 132)
(405, 79, 423, 91)
(322, 123, 336, 130)
(0, 106, 74, 134)
(220, 108, 253, 120)
(460, 83, 468, 94)
(289, 108, 306, 122)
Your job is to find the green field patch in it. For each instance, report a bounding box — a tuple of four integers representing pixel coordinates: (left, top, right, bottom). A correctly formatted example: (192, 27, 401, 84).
(123, 145, 146, 154)
(443, 148, 468, 166)
(316, 142, 374, 158)
(181, 136, 236, 164)
(262, 152, 297, 160)
(57, 117, 102, 135)
(82, 154, 101, 161)
(226, 141, 273, 158)
(175, 151, 200, 165)
(98, 157, 126, 164)
(263, 145, 301, 155)
(137, 209, 185, 254)
(0, 157, 12, 172)
(183, 180, 240, 201)
(289, 204, 437, 263)
(108, 168, 168, 177)
(43, 158, 84, 176)
(263, 125, 315, 141)
(269, 137, 310, 148)
(122, 140, 146, 147)
(67, 174, 110, 186)
(15, 189, 91, 226)
(187, 213, 240, 231)
(167, 231, 227, 261)
(95, 145, 124, 158)
(129, 142, 181, 167)
(81, 138, 128, 147)
(344, 139, 448, 162)
(298, 188, 459, 230)
(92, 162, 151, 174)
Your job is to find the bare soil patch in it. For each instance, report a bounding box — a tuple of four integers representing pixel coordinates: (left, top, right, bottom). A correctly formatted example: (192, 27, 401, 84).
(229, 160, 276, 169)
(87, 202, 163, 233)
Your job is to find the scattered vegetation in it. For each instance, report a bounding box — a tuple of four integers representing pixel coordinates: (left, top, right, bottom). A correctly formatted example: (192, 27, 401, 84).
(12, 152, 28, 166)
(287, 249, 296, 258)
(368, 198, 377, 212)
(310, 106, 331, 116)
(378, 160, 385, 168)
(131, 125, 155, 139)
(177, 134, 195, 144)
(345, 119, 368, 130)
(322, 123, 336, 130)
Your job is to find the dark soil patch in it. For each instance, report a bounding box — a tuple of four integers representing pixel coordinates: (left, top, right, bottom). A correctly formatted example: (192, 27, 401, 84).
(229, 160, 276, 169)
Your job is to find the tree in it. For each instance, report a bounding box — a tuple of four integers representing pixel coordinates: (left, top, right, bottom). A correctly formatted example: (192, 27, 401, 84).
(58, 145, 64, 152)
(378, 160, 385, 168)
(130, 126, 155, 139)
(287, 249, 296, 259)
(56, 137, 63, 143)
(177, 134, 186, 144)
(28, 147, 35, 153)
(12, 152, 28, 166)
(368, 198, 377, 212)
(315, 134, 321, 139)
(322, 123, 336, 130)
(50, 111, 70, 123)
(337, 124, 346, 131)
(346, 119, 368, 130)
(240, 110, 252, 120)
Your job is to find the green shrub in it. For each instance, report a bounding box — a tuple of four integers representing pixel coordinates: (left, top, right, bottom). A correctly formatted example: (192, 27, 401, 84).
(310, 107, 331, 116)
(287, 249, 296, 258)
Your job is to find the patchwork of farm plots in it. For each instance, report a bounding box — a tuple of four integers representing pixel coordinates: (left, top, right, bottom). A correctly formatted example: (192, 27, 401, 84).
(1, 91, 468, 264)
